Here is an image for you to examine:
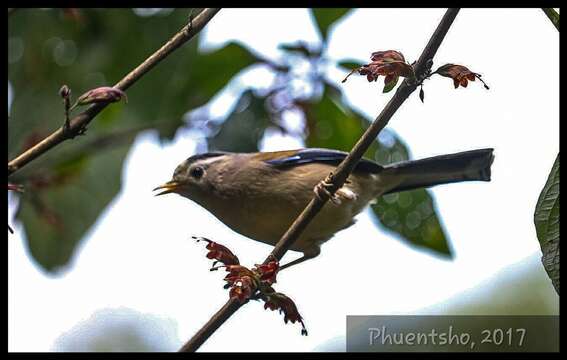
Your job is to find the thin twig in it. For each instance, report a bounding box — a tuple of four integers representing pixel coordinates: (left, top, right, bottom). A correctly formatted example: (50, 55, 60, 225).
(179, 8, 460, 352)
(7, 8, 221, 177)
(542, 8, 559, 31)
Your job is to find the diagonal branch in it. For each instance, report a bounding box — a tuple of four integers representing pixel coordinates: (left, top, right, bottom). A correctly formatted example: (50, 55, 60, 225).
(179, 8, 460, 352)
(7, 8, 221, 177)
(542, 8, 559, 31)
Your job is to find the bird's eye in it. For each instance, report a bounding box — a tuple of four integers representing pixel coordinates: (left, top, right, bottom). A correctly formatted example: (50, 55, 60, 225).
(190, 166, 204, 179)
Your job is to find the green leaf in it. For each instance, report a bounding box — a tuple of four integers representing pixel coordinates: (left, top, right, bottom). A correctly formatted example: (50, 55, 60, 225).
(310, 8, 351, 43)
(534, 154, 560, 294)
(8, 9, 258, 271)
(207, 90, 272, 153)
(302, 84, 452, 257)
(301, 85, 368, 153)
(279, 42, 321, 58)
(124, 39, 261, 140)
(371, 190, 451, 256)
(188, 42, 261, 107)
(337, 59, 365, 71)
(383, 76, 399, 93)
(15, 142, 131, 272)
(9, 10, 261, 152)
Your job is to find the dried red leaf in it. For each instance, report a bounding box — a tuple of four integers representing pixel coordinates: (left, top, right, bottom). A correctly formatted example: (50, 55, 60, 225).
(223, 265, 255, 285)
(436, 64, 489, 90)
(263, 292, 308, 336)
(263, 299, 279, 311)
(343, 50, 414, 85)
(194, 239, 306, 335)
(216, 265, 259, 303)
(384, 74, 396, 85)
(370, 50, 405, 62)
(254, 260, 280, 285)
(229, 275, 256, 303)
(195, 236, 240, 266)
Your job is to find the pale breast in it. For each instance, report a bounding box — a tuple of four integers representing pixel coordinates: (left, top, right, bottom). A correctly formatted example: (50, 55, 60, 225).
(207, 161, 379, 253)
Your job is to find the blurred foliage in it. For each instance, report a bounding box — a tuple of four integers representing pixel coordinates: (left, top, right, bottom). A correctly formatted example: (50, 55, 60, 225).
(534, 154, 560, 294)
(8, 9, 261, 271)
(535, 8, 559, 295)
(9, 8, 453, 272)
(278, 42, 321, 58)
(53, 307, 179, 351)
(16, 144, 129, 270)
(310, 8, 351, 43)
(208, 90, 272, 153)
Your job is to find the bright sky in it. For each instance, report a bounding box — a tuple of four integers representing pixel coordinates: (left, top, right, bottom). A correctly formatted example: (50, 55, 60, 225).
(8, 8, 559, 352)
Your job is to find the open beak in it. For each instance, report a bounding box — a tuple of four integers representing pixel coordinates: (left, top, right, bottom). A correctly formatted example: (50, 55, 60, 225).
(153, 181, 181, 196)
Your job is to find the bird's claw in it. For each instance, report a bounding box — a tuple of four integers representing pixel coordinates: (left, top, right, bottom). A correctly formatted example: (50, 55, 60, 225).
(313, 179, 341, 205)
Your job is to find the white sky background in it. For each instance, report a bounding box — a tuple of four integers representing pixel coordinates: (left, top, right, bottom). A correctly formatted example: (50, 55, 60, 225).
(8, 8, 559, 352)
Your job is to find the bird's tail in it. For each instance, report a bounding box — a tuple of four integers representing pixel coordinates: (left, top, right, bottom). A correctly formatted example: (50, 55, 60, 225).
(380, 148, 494, 194)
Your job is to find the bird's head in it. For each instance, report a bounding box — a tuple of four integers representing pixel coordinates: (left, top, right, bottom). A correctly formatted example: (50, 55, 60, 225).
(153, 152, 228, 200)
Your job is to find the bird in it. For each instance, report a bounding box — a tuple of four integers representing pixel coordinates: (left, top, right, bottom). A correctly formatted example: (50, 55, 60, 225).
(154, 148, 494, 270)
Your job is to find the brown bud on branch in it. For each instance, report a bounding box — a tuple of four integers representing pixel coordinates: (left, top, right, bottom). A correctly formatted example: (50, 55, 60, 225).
(71, 86, 128, 111)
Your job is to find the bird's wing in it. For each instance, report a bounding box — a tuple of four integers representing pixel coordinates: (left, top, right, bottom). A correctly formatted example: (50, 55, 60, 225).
(263, 148, 383, 173)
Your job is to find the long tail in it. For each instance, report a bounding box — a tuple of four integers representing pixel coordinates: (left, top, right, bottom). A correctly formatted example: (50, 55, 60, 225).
(381, 148, 494, 194)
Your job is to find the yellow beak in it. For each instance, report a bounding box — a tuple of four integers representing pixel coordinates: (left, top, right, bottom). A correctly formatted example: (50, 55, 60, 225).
(153, 181, 181, 196)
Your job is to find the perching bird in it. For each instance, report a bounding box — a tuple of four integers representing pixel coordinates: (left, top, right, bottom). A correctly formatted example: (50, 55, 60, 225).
(154, 148, 494, 269)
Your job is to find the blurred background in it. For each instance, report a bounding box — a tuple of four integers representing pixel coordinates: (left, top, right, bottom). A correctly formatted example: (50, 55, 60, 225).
(8, 8, 559, 352)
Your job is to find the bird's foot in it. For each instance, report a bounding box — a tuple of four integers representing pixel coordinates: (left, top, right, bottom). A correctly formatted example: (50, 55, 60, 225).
(313, 178, 341, 205)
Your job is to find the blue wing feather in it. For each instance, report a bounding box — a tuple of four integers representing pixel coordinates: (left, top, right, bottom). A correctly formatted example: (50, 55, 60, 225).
(264, 148, 383, 173)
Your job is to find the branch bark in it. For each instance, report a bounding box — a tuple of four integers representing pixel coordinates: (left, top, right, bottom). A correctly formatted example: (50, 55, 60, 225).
(542, 8, 559, 31)
(179, 8, 460, 352)
(7, 8, 221, 177)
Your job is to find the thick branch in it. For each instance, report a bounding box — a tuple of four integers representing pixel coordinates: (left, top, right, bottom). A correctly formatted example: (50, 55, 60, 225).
(179, 8, 460, 352)
(542, 8, 559, 31)
(7, 8, 221, 177)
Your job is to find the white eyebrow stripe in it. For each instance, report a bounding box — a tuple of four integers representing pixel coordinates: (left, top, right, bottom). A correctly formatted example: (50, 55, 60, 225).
(192, 155, 226, 167)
